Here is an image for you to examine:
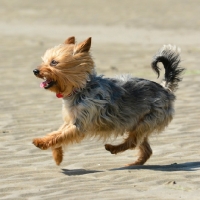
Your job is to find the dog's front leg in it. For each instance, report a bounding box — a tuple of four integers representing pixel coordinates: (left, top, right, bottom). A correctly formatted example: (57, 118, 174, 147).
(32, 130, 62, 150)
(33, 124, 85, 165)
(33, 124, 84, 150)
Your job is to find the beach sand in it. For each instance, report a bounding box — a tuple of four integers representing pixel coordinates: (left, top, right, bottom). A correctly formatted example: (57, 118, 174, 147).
(0, 0, 200, 199)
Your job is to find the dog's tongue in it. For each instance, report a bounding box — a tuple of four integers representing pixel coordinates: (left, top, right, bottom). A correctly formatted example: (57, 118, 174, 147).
(39, 80, 63, 98)
(40, 80, 48, 88)
(56, 93, 63, 98)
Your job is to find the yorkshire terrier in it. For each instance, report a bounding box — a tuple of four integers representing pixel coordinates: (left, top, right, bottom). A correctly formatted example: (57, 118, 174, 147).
(33, 36, 184, 166)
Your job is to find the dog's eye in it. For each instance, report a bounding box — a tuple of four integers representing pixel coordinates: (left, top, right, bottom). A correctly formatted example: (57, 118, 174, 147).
(50, 60, 58, 66)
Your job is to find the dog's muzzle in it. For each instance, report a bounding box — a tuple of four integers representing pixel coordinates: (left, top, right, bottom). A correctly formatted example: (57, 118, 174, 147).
(33, 68, 56, 89)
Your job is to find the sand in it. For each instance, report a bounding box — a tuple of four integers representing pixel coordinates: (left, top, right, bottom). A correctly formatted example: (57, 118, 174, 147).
(0, 0, 200, 199)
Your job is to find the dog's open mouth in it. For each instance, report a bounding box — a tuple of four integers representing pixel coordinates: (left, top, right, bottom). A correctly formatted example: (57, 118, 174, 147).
(40, 78, 55, 89)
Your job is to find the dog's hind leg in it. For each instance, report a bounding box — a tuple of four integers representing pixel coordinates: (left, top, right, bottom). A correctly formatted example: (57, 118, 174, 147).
(126, 137, 152, 166)
(105, 133, 138, 154)
(105, 131, 152, 166)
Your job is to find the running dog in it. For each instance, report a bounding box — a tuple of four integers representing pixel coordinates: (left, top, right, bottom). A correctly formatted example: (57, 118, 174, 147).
(33, 37, 184, 166)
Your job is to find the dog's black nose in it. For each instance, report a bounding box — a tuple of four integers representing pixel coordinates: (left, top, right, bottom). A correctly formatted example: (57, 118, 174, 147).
(33, 69, 40, 75)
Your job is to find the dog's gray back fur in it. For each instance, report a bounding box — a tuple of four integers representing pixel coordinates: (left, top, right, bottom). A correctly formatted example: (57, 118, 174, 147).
(63, 45, 184, 139)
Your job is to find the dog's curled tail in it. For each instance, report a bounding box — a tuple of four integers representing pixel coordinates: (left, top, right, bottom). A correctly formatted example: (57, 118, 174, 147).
(151, 44, 185, 92)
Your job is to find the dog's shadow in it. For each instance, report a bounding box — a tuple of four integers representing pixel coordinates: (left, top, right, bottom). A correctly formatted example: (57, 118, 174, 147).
(110, 161, 200, 172)
(61, 168, 103, 176)
(61, 162, 200, 176)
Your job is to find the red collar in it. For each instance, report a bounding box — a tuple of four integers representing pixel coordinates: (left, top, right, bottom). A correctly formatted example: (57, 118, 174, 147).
(56, 90, 77, 98)
(56, 93, 64, 98)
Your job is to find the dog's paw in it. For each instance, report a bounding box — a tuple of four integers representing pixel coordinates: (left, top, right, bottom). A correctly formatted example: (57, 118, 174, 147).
(32, 138, 48, 150)
(125, 161, 144, 167)
(105, 144, 118, 154)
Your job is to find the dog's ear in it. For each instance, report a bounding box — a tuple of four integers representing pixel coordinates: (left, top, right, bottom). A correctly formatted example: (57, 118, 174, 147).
(74, 37, 91, 53)
(64, 36, 75, 44)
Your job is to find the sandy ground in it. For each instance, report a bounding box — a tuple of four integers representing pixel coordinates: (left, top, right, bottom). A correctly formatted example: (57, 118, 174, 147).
(1, 0, 200, 199)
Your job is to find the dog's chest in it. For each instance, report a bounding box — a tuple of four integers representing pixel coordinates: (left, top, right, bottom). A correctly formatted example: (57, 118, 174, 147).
(62, 99, 78, 124)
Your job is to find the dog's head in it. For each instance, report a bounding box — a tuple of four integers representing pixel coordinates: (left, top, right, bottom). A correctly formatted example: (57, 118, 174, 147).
(33, 37, 94, 97)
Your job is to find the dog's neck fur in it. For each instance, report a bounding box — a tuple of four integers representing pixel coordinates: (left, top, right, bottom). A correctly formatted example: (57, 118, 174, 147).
(59, 69, 96, 98)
